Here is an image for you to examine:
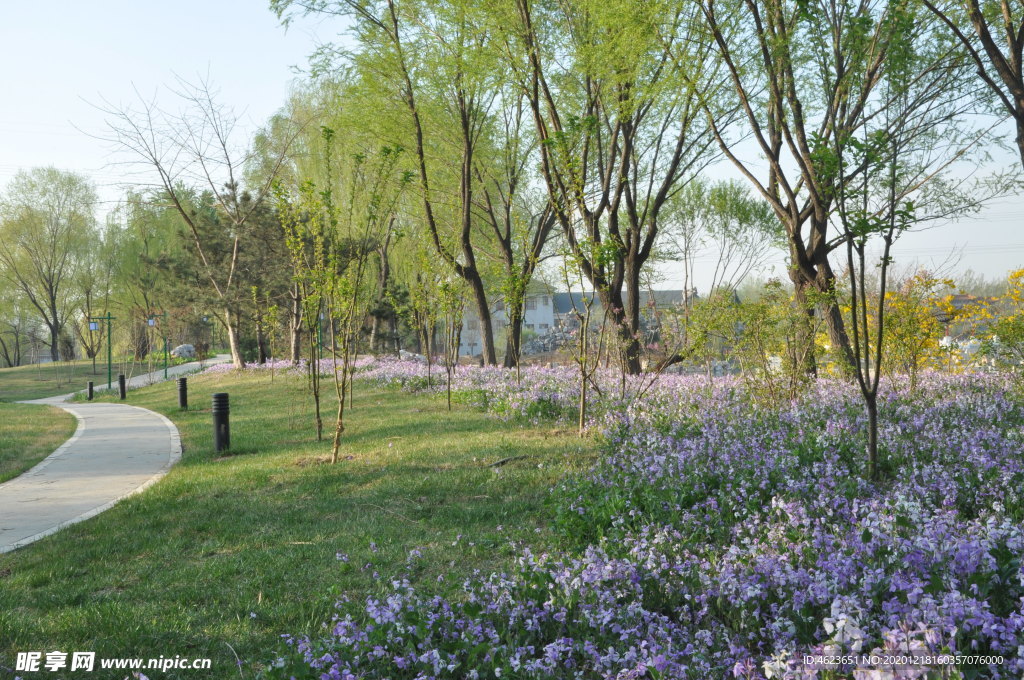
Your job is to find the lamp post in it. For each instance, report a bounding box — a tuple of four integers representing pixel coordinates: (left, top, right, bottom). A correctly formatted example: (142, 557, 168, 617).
(89, 313, 115, 389)
(148, 311, 168, 380)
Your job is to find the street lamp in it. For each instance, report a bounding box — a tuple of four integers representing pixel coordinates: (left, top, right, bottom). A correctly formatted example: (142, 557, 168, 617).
(148, 311, 169, 380)
(87, 321, 99, 374)
(89, 313, 116, 389)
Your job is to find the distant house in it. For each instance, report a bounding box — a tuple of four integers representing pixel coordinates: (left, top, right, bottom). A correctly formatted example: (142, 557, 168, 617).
(460, 283, 556, 357)
(461, 288, 708, 357)
(552, 291, 597, 329)
(553, 289, 694, 328)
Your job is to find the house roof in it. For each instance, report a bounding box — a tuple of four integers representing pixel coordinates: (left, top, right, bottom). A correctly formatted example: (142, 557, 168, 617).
(524, 280, 556, 296)
(552, 292, 596, 315)
(552, 290, 694, 314)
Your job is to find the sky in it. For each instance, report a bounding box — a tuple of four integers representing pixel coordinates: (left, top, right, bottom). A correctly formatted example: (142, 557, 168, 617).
(0, 1, 325, 205)
(1, 2, 1022, 294)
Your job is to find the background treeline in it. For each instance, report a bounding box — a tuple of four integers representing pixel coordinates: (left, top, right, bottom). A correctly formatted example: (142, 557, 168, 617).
(2, 0, 1023, 388)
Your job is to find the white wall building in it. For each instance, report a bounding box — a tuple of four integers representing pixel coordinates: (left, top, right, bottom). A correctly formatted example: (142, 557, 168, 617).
(460, 288, 556, 357)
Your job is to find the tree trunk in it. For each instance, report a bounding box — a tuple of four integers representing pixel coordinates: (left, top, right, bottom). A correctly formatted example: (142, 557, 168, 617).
(308, 322, 323, 441)
(595, 286, 642, 375)
(48, 323, 60, 361)
(467, 272, 497, 365)
(503, 310, 523, 368)
(290, 325, 302, 364)
(369, 317, 379, 353)
(225, 309, 245, 368)
(0, 335, 12, 367)
(866, 392, 879, 480)
(815, 264, 857, 372)
(789, 273, 820, 377)
(789, 253, 857, 375)
(623, 263, 643, 374)
(289, 283, 303, 364)
(1016, 115, 1024, 171)
(374, 242, 392, 354)
(256, 313, 268, 364)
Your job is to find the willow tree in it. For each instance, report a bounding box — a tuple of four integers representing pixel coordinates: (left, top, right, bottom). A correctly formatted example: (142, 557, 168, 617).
(923, 0, 1024, 168)
(279, 127, 408, 461)
(73, 217, 118, 373)
(274, 0, 494, 364)
(503, 0, 726, 374)
(0, 168, 96, 361)
(0, 287, 31, 367)
(698, 0, 924, 372)
(275, 0, 566, 368)
(473, 83, 556, 368)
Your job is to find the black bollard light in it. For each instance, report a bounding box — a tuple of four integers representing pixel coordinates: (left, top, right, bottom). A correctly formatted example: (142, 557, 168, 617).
(87, 381, 94, 401)
(212, 392, 230, 452)
(177, 377, 188, 410)
(118, 374, 127, 400)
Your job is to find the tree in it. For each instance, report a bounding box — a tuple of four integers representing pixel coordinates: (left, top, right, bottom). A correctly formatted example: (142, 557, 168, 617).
(397, 245, 446, 383)
(105, 191, 187, 360)
(823, 0, 996, 479)
(101, 79, 300, 368)
(251, 85, 332, 364)
(698, 0, 927, 373)
(73, 220, 118, 373)
(275, 0, 515, 366)
(558, 246, 607, 436)
(882, 271, 955, 389)
(279, 126, 408, 459)
(472, 84, 557, 369)
(653, 179, 784, 372)
(733, 280, 825, 402)
(235, 196, 294, 364)
(0, 286, 32, 368)
(0, 168, 96, 361)
(506, 0, 726, 374)
(923, 0, 1024, 168)
(665, 179, 784, 298)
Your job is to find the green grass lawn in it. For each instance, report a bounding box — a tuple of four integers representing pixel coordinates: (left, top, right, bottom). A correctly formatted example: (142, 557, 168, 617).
(0, 403, 77, 484)
(0, 359, 163, 402)
(0, 370, 595, 679)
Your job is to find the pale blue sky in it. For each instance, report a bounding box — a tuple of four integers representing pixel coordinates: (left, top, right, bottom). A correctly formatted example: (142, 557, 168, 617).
(0, 2, 1021, 290)
(0, 1, 323, 201)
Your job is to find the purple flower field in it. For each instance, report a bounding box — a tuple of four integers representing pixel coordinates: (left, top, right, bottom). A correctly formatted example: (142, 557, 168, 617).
(235, 360, 1024, 679)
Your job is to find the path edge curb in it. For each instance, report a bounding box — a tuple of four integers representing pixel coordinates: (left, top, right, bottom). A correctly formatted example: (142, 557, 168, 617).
(0, 403, 184, 554)
(0, 407, 87, 481)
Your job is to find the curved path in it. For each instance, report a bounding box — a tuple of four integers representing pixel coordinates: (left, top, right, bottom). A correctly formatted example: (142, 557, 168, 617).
(0, 356, 229, 553)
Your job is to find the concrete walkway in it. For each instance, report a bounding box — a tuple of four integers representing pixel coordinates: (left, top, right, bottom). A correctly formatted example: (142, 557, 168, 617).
(86, 354, 232, 395)
(0, 355, 230, 553)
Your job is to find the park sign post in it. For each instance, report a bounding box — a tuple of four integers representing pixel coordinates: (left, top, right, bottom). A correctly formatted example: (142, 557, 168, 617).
(89, 313, 115, 389)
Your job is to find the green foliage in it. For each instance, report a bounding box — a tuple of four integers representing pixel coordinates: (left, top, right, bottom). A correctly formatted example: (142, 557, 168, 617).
(0, 168, 98, 361)
(974, 269, 1024, 369)
(0, 371, 593, 678)
(0, 403, 77, 483)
